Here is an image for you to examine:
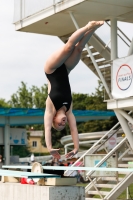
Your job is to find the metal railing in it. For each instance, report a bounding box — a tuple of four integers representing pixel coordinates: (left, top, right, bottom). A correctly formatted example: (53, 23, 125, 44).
(14, 0, 69, 23)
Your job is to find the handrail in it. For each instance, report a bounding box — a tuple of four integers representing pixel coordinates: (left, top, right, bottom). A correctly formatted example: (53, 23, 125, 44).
(86, 137, 127, 177)
(70, 111, 132, 170)
(66, 120, 121, 171)
(64, 122, 121, 175)
(106, 21, 131, 47)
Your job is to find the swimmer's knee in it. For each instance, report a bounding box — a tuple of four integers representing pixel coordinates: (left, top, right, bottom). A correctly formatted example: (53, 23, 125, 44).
(64, 43, 75, 54)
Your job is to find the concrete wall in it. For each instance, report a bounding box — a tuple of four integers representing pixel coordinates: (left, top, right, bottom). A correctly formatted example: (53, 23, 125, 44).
(0, 183, 85, 200)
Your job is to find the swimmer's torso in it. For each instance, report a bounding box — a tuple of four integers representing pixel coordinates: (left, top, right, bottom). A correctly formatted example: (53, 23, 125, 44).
(45, 64, 72, 111)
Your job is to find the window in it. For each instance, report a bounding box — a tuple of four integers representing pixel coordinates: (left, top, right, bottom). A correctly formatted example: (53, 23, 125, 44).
(32, 141, 37, 147)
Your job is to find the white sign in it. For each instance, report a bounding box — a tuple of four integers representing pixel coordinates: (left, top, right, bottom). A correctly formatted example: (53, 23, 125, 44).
(107, 133, 117, 150)
(84, 154, 116, 177)
(0, 128, 27, 145)
(112, 55, 133, 98)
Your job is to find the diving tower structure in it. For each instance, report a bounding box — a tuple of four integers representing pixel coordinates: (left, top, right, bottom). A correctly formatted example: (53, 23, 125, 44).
(13, 0, 133, 199)
(13, 0, 133, 150)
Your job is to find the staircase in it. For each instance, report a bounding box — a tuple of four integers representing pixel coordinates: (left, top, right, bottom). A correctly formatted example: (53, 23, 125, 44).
(59, 22, 133, 199)
(84, 138, 133, 200)
(60, 31, 111, 93)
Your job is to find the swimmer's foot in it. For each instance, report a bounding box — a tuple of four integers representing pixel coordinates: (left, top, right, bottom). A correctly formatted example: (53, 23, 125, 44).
(86, 21, 104, 31)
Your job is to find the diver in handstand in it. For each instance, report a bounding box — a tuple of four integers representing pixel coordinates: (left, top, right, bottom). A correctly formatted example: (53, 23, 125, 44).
(44, 21, 104, 159)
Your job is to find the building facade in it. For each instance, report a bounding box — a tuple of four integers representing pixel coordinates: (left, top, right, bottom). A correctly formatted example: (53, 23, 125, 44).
(27, 131, 48, 154)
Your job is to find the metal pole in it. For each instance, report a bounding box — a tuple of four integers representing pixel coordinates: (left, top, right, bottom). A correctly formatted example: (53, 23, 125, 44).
(111, 18, 118, 60)
(20, 0, 23, 28)
(64, 147, 67, 160)
(127, 187, 129, 200)
(115, 111, 133, 149)
(4, 117, 10, 165)
(117, 109, 133, 124)
(110, 18, 117, 92)
(69, 11, 112, 99)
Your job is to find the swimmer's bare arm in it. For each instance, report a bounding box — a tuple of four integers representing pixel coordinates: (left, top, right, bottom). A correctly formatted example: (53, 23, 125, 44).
(44, 98, 60, 159)
(66, 105, 79, 158)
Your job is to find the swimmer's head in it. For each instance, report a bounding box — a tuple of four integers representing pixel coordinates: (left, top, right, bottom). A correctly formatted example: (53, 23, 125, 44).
(52, 112, 67, 131)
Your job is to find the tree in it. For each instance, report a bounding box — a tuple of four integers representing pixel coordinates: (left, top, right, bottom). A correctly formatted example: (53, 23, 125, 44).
(9, 82, 48, 108)
(72, 80, 107, 111)
(12, 145, 30, 158)
(31, 84, 48, 108)
(0, 98, 11, 108)
(9, 82, 33, 108)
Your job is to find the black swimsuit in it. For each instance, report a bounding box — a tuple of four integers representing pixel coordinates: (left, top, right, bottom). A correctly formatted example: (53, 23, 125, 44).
(45, 63, 72, 111)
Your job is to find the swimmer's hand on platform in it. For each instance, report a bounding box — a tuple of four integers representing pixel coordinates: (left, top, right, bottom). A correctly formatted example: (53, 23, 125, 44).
(65, 149, 78, 159)
(50, 148, 61, 159)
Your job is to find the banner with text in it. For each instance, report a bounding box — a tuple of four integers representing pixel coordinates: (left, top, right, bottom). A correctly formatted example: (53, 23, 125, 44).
(112, 55, 133, 98)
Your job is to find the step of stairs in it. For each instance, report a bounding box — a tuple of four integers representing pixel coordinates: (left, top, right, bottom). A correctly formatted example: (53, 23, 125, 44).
(95, 183, 114, 188)
(122, 157, 133, 161)
(118, 171, 129, 175)
(128, 151, 133, 155)
(118, 164, 129, 167)
(118, 163, 133, 167)
(102, 177, 123, 181)
(86, 198, 102, 200)
(88, 190, 109, 196)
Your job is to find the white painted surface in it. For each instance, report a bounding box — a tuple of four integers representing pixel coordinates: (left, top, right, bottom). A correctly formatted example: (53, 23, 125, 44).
(84, 154, 116, 177)
(112, 55, 133, 98)
(0, 127, 27, 145)
(0, 183, 85, 200)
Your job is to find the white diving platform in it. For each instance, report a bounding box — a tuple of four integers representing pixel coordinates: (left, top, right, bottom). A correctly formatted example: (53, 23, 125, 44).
(107, 97, 133, 110)
(2, 165, 133, 173)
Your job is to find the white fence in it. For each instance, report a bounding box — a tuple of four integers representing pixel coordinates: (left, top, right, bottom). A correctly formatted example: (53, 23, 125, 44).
(13, 0, 62, 22)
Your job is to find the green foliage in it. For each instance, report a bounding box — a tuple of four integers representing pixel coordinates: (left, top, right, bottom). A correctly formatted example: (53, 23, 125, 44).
(77, 117, 118, 133)
(0, 98, 11, 108)
(41, 127, 69, 150)
(72, 93, 88, 110)
(12, 145, 30, 158)
(31, 85, 48, 108)
(9, 81, 48, 108)
(72, 80, 107, 111)
(9, 82, 33, 108)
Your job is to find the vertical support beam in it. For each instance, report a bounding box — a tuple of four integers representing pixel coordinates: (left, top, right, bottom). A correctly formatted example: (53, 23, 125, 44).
(111, 18, 118, 60)
(53, 0, 56, 13)
(4, 117, 10, 165)
(64, 146, 67, 161)
(115, 111, 133, 148)
(69, 12, 112, 99)
(111, 18, 117, 92)
(20, 0, 22, 28)
(110, 18, 133, 149)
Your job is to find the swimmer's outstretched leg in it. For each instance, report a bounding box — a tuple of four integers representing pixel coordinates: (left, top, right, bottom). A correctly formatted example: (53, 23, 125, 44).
(67, 21, 104, 49)
(65, 21, 104, 70)
(44, 21, 104, 73)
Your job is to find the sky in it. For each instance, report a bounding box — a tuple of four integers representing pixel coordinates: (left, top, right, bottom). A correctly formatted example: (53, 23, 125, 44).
(0, 1, 133, 101)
